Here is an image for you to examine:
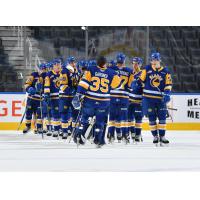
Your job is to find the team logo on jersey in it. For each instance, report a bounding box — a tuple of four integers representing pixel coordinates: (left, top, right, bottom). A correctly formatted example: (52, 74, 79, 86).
(149, 74, 163, 88)
(53, 77, 60, 88)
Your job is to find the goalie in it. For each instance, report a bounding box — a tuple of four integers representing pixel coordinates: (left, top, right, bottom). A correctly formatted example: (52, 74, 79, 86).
(72, 56, 121, 148)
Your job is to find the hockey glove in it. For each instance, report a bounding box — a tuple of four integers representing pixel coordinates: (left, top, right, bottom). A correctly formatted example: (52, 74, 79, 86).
(66, 65, 75, 73)
(131, 79, 142, 90)
(72, 93, 84, 110)
(163, 90, 171, 104)
(27, 87, 36, 95)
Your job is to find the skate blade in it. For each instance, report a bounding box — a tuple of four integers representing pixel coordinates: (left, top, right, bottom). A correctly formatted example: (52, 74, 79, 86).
(67, 137, 72, 143)
(134, 141, 140, 145)
(154, 143, 159, 147)
(109, 141, 114, 145)
(52, 135, 58, 138)
(122, 139, 129, 145)
(160, 142, 169, 147)
(89, 139, 94, 144)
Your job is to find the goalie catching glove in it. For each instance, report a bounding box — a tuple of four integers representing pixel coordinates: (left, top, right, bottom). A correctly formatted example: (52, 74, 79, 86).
(72, 93, 85, 110)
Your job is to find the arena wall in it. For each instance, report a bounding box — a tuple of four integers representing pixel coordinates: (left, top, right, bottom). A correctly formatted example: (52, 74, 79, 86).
(0, 92, 200, 130)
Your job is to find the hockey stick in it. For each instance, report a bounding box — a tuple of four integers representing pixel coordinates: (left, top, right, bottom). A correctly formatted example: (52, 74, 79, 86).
(46, 100, 52, 133)
(155, 86, 178, 111)
(167, 107, 178, 111)
(39, 92, 44, 139)
(68, 107, 82, 143)
(17, 105, 27, 131)
(17, 93, 28, 131)
(166, 109, 174, 123)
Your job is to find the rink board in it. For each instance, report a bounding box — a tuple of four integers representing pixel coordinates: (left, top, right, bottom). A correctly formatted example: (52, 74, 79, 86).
(0, 92, 200, 130)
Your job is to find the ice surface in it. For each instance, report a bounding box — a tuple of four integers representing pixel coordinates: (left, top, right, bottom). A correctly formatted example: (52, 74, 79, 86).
(0, 130, 200, 171)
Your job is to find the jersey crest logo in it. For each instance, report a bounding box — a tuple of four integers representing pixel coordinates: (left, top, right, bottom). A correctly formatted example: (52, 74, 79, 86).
(149, 74, 163, 88)
(53, 77, 60, 88)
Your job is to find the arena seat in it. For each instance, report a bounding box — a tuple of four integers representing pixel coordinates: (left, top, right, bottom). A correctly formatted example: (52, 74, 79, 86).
(179, 73, 195, 82)
(183, 82, 199, 92)
(172, 82, 182, 92)
(168, 39, 185, 48)
(191, 66, 200, 73)
(1, 26, 199, 92)
(175, 65, 192, 74)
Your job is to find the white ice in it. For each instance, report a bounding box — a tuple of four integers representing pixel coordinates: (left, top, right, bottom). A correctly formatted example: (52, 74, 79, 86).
(0, 130, 200, 171)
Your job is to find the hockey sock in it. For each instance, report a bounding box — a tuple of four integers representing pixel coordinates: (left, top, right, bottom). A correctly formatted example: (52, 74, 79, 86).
(135, 122, 142, 136)
(36, 118, 42, 130)
(108, 126, 115, 137)
(158, 122, 166, 137)
(149, 121, 158, 136)
(61, 122, 69, 134)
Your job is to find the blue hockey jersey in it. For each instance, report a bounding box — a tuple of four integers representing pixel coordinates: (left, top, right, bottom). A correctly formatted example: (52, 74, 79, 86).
(109, 66, 134, 103)
(77, 65, 121, 106)
(44, 70, 61, 100)
(129, 70, 143, 104)
(139, 65, 172, 99)
(24, 71, 43, 101)
(40, 71, 47, 93)
(59, 68, 74, 99)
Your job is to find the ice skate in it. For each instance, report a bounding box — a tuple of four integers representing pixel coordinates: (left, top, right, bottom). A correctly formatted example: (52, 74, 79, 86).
(62, 133, 68, 140)
(122, 134, 130, 145)
(135, 135, 143, 143)
(59, 130, 63, 137)
(37, 128, 43, 134)
(96, 143, 104, 148)
(117, 134, 122, 143)
(23, 126, 31, 134)
(52, 131, 59, 138)
(108, 136, 115, 144)
(153, 136, 159, 146)
(131, 132, 136, 143)
(160, 136, 169, 146)
(46, 130, 52, 136)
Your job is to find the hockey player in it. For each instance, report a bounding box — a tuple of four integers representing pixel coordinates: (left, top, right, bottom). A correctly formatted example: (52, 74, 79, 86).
(44, 62, 54, 136)
(59, 57, 77, 139)
(78, 60, 88, 77)
(108, 60, 116, 68)
(133, 52, 172, 145)
(66, 56, 81, 134)
(128, 57, 143, 143)
(73, 56, 121, 147)
(23, 64, 45, 134)
(37, 63, 53, 136)
(88, 59, 97, 68)
(44, 59, 61, 137)
(107, 53, 133, 144)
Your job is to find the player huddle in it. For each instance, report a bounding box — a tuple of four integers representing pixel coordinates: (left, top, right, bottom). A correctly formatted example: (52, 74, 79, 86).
(22, 52, 172, 148)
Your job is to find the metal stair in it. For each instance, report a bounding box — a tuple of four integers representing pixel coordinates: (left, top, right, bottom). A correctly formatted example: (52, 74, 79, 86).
(0, 26, 46, 91)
